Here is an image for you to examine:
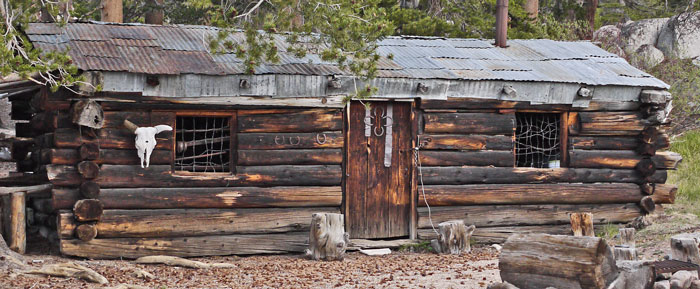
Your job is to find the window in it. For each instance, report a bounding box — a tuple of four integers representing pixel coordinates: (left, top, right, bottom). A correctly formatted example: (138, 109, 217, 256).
(175, 116, 233, 173)
(515, 112, 562, 168)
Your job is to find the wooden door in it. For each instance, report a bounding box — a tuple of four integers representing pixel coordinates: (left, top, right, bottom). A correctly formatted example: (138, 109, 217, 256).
(346, 101, 412, 239)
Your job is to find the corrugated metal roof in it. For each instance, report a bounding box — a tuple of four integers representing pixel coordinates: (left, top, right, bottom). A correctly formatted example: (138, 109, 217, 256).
(24, 22, 668, 88)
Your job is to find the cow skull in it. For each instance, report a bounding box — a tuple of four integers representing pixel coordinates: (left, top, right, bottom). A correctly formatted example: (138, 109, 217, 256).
(124, 119, 172, 168)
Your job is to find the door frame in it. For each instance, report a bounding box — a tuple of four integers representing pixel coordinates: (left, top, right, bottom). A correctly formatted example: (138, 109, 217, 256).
(342, 99, 418, 240)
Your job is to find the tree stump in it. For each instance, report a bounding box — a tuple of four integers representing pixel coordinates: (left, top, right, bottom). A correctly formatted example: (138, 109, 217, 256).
(307, 213, 348, 261)
(670, 233, 700, 265)
(614, 246, 638, 261)
(499, 234, 618, 289)
(619, 228, 636, 248)
(430, 220, 475, 255)
(570, 212, 594, 236)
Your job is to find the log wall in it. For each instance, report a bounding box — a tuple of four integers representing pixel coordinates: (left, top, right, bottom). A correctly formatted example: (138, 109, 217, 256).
(416, 98, 678, 242)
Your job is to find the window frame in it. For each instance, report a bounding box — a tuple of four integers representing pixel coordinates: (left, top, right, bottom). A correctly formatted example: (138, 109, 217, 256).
(511, 110, 569, 168)
(170, 111, 237, 175)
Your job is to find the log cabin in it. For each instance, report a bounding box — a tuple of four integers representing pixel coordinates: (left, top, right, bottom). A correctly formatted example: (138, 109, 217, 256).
(0, 21, 680, 259)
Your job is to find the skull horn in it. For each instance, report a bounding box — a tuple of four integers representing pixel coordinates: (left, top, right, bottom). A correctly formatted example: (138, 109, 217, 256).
(123, 119, 139, 133)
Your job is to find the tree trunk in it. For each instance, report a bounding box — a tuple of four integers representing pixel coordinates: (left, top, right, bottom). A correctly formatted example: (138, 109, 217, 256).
(307, 213, 348, 261)
(499, 233, 619, 289)
(101, 0, 123, 23)
(144, 0, 164, 25)
(524, 0, 539, 20)
(430, 220, 475, 254)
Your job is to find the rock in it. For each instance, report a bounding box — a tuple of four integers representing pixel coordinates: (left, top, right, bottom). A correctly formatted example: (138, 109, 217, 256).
(656, 280, 671, 289)
(608, 260, 655, 289)
(621, 17, 668, 53)
(657, 12, 700, 59)
(633, 44, 665, 68)
(670, 270, 698, 289)
(359, 248, 391, 256)
(691, 280, 700, 289)
(594, 25, 622, 45)
(487, 282, 519, 289)
(693, 57, 700, 68)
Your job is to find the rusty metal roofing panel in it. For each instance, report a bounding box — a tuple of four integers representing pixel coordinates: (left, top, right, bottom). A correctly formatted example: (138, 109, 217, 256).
(149, 26, 207, 51)
(27, 34, 68, 44)
(165, 50, 226, 75)
(117, 46, 175, 74)
(111, 38, 159, 47)
(375, 57, 403, 70)
(25, 23, 62, 35)
(107, 25, 155, 39)
(444, 39, 493, 48)
(72, 41, 122, 58)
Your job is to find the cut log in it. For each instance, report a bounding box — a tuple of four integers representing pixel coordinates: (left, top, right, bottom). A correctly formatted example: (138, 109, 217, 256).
(569, 150, 681, 169)
(418, 203, 642, 228)
(653, 151, 683, 170)
(58, 207, 339, 238)
(670, 233, 700, 264)
(79, 181, 100, 199)
(653, 184, 676, 204)
(75, 223, 98, 241)
(53, 186, 342, 210)
(47, 164, 342, 187)
(614, 246, 638, 261)
(430, 220, 475, 255)
(636, 158, 657, 178)
(79, 143, 100, 160)
(70, 100, 104, 129)
(42, 148, 170, 165)
(2, 192, 26, 253)
(640, 196, 656, 214)
(77, 161, 100, 179)
(577, 111, 645, 135)
(423, 112, 515, 134)
(417, 134, 513, 150)
(418, 150, 514, 167)
(238, 109, 342, 133)
(641, 183, 655, 195)
(307, 212, 348, 261)
(499, 233, 618, 289)
(53, 128, 172, 150)
(570, 212, 594, 237)
(59, 232, 308, 259)
(237, 149, 342, 165)
(419, 183, 671, 206)
(619, 228, 636, 248)
(73, 199, 104, 222)
(420, 167, 666, 185)
(237, 132, 343, 150)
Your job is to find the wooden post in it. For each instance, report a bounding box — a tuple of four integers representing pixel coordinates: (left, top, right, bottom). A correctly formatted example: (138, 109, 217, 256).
(670, 233, 700, 264)
(3, 192, 26, 254)
(430, 220, 475, 255)
(307, 213, 348, 261)
(570, 212, 594, 237)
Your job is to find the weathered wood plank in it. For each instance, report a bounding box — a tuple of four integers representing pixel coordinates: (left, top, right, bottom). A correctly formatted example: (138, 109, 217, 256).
(47, 165, 342, 187)
(41, 148, 171, 165)
(418, 183, 678, 206)
(577, 112, 645, 135)
(58, 207, 339, 239)
(418, 150, 514, 167)
(420, 167, 667, 185)
(417, 203, 642, 228)
(418, 134, 513, 150)
(423, 113, 514, 134)
(569, 150, 682, 169)
(418, 225, 604, 244)
(52, 186, 342, 210)
(2, 192, 26, 253)
(238, 149, 342, 165)
(238, 109, 342, 132)
(238, 132, 343, 150)
(53, 128, 172, 150)
(419, 98, 640, 111)
(59, 233, 308, 259)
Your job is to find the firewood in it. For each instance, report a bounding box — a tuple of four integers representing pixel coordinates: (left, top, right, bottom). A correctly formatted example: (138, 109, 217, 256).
(307, 212, 348, 261)
(570, 212, 594, 237)
(430, 220, 475, 254)
(25, 262, 108, 284)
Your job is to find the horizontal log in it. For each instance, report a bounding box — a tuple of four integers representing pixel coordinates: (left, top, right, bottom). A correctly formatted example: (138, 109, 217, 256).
(419, 98, 640, 111)
(238, 149, 342, 166)
(418, 225, 607, 244)
(569, 150, 682, 169)
(47, 165, 342, 187)
(418, 183, 675, 206)
(570, 136, 641, 150)
(59, 232, 308, 259)
(58, 207, 340, 239)
(423, 113, 514, 134)
(418, 203, 642, 228)
(238, 109, 342, 133)
(653, 184, 677, 204)
(418, 134, 513, 150)
(238, 132, 343, 150)
(418, 150, 514, 167)
(48, 111, 174, 129)
(41, 148, 171, 165)
(577, 112, 645, 135)
(52, 186, 342, 210)
(54, 128, 172, 150)
(0, 172, 49, 186)
(420, 167, 666, 185)
(0, 184, 52, 198)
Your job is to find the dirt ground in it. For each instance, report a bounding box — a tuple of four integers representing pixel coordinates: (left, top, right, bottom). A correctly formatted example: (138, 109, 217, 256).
(0, 242, 500, 289)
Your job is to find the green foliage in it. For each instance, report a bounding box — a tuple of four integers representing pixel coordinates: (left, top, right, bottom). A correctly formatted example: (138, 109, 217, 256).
(648, 59, 700, 135)
(668, 131, 700, 217)
(596, 223, 619, 240)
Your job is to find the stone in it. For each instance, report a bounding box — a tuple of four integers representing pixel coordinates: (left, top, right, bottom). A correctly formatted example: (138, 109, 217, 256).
(594, 25, 623, 45)
(621, 17, 668, 53)
(359, 248, 391, 256)
(633, 44, 665, 68)
(657, 12, 700, 59)
(691, 280, 700, 289)
(670, 270, 698, 289)
(656, 280, 671, 289)
(487, 282, 519, 289)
